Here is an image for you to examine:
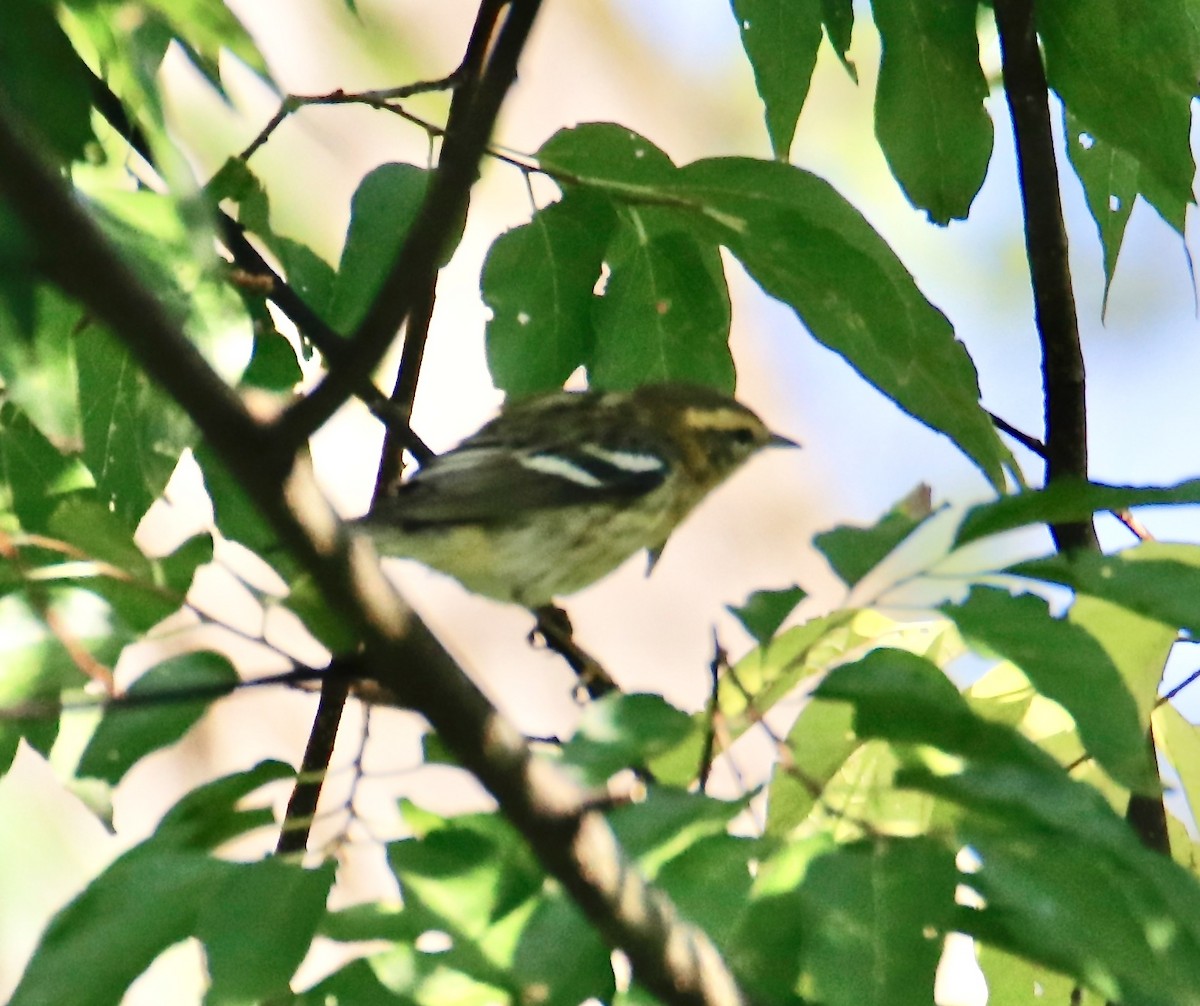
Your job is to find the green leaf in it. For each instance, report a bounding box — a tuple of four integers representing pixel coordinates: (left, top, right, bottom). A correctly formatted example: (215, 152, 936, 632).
(816, 648, 1059, 775)
(293, 959, 418, 1005)
(275, 237, 339, 336)
(592, 223, 734, 392)
(1064, 110, 1138, 308)
(1069, 596, 1173, 733)
(0, 590, 123, 769)
(942, 586, 1154, 792)
(979, 944, 1104, 1006)
(544, 127, 1008, 485)
(820, 0, 856, 76)
(8, 847, 233, 1006)
(387, 814, 543, 940)
(962, 819, 1200, 1005)
(157, 532, 214, 596)
(1040, 0, 1199, 233)
(193, 443, 283, 559)
(483, 190, 616, 397)
(241, 325, 303, 391)
(608, 789, 746, 881)
(957, 477, 1200, 545)
(8, 762, 291, 1006)
(666, 157, 1007, 487)
(1156, 704, 1200, 865)
(538, 123, 678, 185)
(283, 572, 358, 653)
(871, 0, 993, 224)
(513, 895, 614, 1006)
(0, 287, 84, 444)
(0, 401, 92, 532)
(328, 163, 431, 332)
(561, 692, 698, 783)
(46, 497, 179, 632)
(0, 0, 95, 163)
(654, 833, 760, 944)
(77, 652, 238, 784)
(728, 836, 829, 1000)
(197, 858, 335, 1001)
(731, 0, 823, 158)
(814, 484, 931, 587)
(75, 325, 193, 527)
(728, 584, 806, 644)
(765, 698, 858, 836)
(800, 838, 957, 1006)
(154, 760, 295, 849)
(1011, 542, 1200, 637)
(138, 0, 272, 89)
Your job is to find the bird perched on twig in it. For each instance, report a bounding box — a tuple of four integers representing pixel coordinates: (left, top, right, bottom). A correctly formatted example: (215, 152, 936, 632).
(355, 382, 798, 608)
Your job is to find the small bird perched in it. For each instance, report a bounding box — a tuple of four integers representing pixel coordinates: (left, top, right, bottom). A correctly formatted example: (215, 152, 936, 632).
(356, 382, 798, 608)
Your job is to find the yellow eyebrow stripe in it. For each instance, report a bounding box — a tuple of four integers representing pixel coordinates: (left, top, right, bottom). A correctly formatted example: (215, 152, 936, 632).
(680, 406, 755, 432)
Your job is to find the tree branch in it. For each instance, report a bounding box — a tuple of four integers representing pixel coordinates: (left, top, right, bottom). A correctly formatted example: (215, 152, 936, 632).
(0, 97, 752, 1006)
(993, 0, 1096, 552)
(277, 0, 543, 445)
(994, 0, 1167, 866)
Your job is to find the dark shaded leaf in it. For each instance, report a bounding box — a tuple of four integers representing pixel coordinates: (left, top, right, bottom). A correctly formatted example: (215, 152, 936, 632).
(154, 760, 294, 849)
(593, 225, 734, 392)
(75, 325, 193, 528)
(731, 0, 823, 158)
(800, 837, 957, 1006)
(483, 190, 616, 397)
(1041, 0, 1199, 234)
(8, 762, 292, 1006)
(654, 833, 760, 945)
(197, 858, 335, 1001)
(77, 652, 238, 784)
(561, 692, 698, 783)
(943, 586, 1154, 791)
(241, 325, 303, 391)
(1064, 110, 1138, 308)
(872, 0, 993, 223)
(815, 484, 931, 586)
(0, 0, 95, 162)
(514, 895, 615, 1006)
(666, 157, 1007, 486)
(728, 584, 806, 644)
(1011, 542, 1200, 637)
(538, 123, 677, 185)
(328, 163, 431, 332)
(956, 477, 1200, 545)
(0, 401, 92, 532)
(820, 0, 856, 76)
(765, 699, 857, 836)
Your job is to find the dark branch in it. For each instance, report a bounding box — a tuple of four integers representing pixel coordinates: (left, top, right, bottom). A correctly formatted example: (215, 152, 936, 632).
(994, 0, 1096, 552)
(994, 0, 1165, 867)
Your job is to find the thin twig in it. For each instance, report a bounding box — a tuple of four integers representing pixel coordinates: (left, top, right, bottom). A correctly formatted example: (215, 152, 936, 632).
(277, 0, 545, 446)
(239, 74, 464, 162)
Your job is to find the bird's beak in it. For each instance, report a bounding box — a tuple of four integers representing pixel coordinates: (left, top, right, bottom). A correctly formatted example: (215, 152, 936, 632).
(769, 432, 802, 449)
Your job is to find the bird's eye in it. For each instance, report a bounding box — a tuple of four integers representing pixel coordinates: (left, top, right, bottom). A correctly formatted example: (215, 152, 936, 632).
(729, 426, 758, 446)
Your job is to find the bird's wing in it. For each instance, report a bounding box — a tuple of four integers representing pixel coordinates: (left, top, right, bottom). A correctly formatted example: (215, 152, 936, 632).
(368, 441, 671, 527)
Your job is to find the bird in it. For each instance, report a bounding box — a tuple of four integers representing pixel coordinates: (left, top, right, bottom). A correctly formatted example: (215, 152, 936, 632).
(354, 382, 798, 608)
